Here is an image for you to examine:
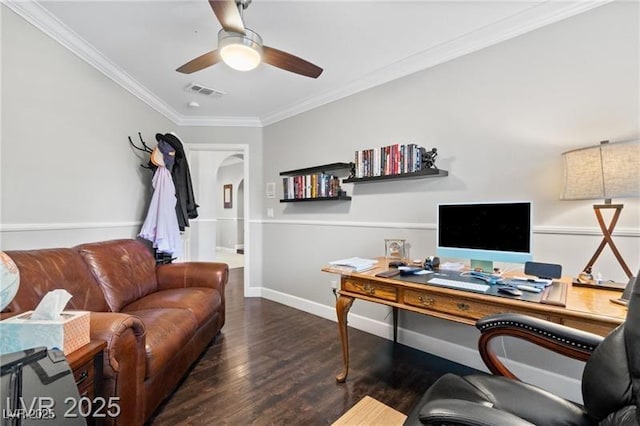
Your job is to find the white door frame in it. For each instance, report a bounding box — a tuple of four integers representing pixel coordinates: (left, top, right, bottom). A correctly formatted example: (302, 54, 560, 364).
(188, 143, 250, 296)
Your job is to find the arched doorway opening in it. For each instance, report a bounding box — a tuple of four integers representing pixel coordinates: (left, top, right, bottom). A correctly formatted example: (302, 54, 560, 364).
(215, 154, 245, 268)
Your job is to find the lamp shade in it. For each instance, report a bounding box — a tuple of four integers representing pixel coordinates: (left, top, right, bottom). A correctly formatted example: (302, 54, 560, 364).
(561, 140, 640, 200)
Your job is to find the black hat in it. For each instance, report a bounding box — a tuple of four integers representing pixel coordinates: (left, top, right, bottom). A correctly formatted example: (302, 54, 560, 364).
(155, 133, 185, 158)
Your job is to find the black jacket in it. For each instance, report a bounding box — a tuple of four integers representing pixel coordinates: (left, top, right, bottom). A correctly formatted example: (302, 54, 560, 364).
(155, 133, 199, 230)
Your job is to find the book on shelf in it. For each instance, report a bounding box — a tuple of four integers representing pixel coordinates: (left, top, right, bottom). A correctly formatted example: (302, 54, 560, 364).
(353, 143, 429, 179)
(282, 173, 342, 200)
(328, 257, 378, 272)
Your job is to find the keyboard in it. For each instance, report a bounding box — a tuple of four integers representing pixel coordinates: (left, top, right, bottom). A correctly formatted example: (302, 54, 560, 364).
(428, 277, 490, 293)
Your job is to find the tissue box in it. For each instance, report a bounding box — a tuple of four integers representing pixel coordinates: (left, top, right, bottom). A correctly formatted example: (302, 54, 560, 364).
(0, 310, 90, 355)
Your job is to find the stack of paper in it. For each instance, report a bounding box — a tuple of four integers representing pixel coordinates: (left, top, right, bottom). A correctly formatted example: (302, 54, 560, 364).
(329, 257, 378, 272)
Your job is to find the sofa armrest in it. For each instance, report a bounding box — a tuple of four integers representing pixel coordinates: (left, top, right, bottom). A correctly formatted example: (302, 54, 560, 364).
(90, 312, 146, 426)
(476, 313, 604, 380)
(156, 262, 228, 292)
(0, 312, 19, 320)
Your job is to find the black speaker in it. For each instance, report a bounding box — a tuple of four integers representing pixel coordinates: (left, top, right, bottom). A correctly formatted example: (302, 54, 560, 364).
(524, 261, 562, 279)
(424, 256, 440, 271)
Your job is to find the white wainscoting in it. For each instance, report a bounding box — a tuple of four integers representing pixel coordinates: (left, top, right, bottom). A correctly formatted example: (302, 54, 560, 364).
(0, 221, 142, 250)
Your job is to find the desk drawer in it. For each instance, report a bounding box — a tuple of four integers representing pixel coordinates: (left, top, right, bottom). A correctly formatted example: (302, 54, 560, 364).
(73, 360, 95, 397)
(343, 278, 397, 302)
(404, 289, 493, 320)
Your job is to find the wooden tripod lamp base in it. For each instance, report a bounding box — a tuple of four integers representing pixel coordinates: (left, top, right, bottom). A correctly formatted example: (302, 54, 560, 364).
(561, 139, 639, 290)
(572, 203, 633, 291)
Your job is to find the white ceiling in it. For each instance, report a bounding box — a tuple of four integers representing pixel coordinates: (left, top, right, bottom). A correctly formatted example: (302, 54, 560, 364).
(7, 1, 609, 126)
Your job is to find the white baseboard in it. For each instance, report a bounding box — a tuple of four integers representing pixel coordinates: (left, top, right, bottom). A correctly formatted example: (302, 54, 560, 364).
(244, 287, 262, 298)
(255, 286, 582, 403)
(216, 246, 236, 253)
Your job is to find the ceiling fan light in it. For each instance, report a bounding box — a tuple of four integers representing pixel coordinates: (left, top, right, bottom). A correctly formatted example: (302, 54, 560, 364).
(221, 43, 261, 71)
(219, 29, 263, 71)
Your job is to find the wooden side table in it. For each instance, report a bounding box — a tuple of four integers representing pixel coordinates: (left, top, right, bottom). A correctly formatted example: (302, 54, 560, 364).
(332, 396, 406, 425)
(66, 340, 107, 424)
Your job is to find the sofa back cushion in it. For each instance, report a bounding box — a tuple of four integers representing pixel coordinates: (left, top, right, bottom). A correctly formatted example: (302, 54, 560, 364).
(4, 248, 110, 313)
(76, 239, 158, 312)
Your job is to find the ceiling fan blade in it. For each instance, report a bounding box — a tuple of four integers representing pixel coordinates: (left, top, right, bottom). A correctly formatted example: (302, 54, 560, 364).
(209, 0, 245, 34)
(262, 46, 323, 79)
(176, 50, 222, 74)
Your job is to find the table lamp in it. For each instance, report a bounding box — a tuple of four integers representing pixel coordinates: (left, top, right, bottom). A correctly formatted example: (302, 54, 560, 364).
(561, 139, 640, 289)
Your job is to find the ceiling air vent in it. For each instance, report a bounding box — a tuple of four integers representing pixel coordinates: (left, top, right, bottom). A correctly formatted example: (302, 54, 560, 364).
(185, 83, 225, 98)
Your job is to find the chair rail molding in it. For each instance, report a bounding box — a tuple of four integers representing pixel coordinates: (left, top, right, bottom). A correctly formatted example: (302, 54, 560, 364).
(0, 221, 142, 232)
(258, 219, 639, 238)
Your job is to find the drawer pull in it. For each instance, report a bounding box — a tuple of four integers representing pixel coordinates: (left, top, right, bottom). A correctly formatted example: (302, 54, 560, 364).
(418, 296, 435, 306)
(362, 284, 376, 296)
(76, 370, 89, 385)
(457, 303, 470, 311)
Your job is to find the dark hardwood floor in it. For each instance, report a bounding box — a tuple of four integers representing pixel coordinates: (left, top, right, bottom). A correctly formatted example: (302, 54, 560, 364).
(148, 268, 478, 425)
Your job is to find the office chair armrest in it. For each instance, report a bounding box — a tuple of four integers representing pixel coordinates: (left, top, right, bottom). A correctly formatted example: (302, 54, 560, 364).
(475, 313, 604, 380)
(416, 399, 535, 426)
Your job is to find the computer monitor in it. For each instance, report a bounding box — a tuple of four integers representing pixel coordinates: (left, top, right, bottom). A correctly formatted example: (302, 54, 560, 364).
(437, 201, 533, 271)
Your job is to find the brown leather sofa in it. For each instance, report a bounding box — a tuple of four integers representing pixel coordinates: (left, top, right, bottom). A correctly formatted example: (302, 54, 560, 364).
(3, 239, 228, 425)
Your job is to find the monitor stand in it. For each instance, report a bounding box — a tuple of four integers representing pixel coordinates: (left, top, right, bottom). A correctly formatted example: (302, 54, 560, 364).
(470, 259, 493, 273)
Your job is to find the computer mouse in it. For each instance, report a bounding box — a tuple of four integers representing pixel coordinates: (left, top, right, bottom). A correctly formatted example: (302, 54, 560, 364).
(497, 286, 523, 296)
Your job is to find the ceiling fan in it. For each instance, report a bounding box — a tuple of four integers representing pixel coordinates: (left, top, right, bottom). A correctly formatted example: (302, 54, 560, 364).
(176, 0, 323, 78)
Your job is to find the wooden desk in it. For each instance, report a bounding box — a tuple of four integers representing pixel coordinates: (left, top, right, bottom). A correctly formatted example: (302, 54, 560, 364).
(323, 261, 627, 383)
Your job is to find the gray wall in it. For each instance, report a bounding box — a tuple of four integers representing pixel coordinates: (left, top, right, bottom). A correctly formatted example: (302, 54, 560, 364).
(261, 1, 639, 402)
(1, 5, 174, 248)
(0, 7, 263, 274)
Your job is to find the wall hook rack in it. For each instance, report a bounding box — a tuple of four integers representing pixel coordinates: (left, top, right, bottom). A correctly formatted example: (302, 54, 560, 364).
(128, 132, 154, 169)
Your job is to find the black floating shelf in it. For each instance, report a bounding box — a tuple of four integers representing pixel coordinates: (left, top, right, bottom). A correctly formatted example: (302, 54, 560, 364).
(343, 168, 448, 183)
(280, 162, 353, 176)
(280, 196, 352, 203)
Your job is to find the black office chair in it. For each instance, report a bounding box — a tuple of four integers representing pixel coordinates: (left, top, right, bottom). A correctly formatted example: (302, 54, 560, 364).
(405, 272, 640, 426)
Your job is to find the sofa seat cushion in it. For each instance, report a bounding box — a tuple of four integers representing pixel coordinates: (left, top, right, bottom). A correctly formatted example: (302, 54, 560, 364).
(122, 288, 221, 327)
(126, 308, 198, 378)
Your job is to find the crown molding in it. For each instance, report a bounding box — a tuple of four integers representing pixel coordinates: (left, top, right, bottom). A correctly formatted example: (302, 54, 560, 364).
(3, 1, 262, 127)
(3, 0, 190, 125)
(175, 115, 263, 127)
(260, 0, 612, 126)
(5, 0, 611, 128)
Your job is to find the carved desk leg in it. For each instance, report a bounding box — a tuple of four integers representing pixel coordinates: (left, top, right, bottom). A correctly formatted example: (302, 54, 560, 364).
(336, 294, 355, 383)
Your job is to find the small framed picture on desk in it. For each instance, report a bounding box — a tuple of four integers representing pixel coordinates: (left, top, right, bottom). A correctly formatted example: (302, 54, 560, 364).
(385, 239, 407, 260)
